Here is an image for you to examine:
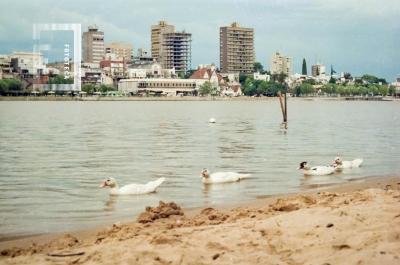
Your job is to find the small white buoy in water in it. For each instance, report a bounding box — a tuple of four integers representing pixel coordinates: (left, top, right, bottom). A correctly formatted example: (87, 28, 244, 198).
(209, 118, 216, 123)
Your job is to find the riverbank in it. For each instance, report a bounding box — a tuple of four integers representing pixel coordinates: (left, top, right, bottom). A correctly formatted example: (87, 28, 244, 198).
(1, 175, 399, 265)
(0, 95, 398, 101)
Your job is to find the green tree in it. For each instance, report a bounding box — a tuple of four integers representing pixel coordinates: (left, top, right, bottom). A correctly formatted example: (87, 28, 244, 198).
(266, 81, 284, 96)
(49, 75, 73, 84)
(178, 72, 185, 79)
(239, 73, 248, 85)
(346, 85, 358, 95)
(335, 85, 345, 96)
(271, 73, 287, 84)
(361, 74, 379, 84)
(302, 58, 307, 75)
(243, 77, 256, 96)
(199, 81, 212, 96)
(368, 84, 379, 95)
(253, 62, 264, 73)
(359, 86, 368, 95)
(0, 80, 7, 94)
(321, 84, 337, 95)
(81, 84, 96, 94)
(329, 77, 337, 84)
(343, 73, 352, 80)
(3, 78, 23, 91)
(388, 86, 396, 96)
(242, 78, 284, 96)
(99, 84, 115, 93)
(256, 80, 267, 95)
(210, 85, 219, 96)
(295, 83, 314, 96)
(317, 82, 392, 97)
(354, 78, 363, 85)
(303, 79, 316, 85)
(377, 78, 387, 85)
(376, 85, 388, 96)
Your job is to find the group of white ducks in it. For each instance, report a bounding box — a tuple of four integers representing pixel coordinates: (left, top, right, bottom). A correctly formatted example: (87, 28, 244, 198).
(100, 170, 252, 195)
(100, 117, 363, 195)
(100, 156, 363, 196)
(298, 157, 363, 176)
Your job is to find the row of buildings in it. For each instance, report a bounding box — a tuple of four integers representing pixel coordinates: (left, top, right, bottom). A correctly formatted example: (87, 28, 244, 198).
(0, 21, 258, 95)
(82, 21, 257, 75)
(78, 21, 290, 95)
(82, 22, 192, 74)
(2, 21, 397, 96)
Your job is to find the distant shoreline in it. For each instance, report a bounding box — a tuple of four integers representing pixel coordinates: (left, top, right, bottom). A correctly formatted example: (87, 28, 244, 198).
(0, 96, 397, 102)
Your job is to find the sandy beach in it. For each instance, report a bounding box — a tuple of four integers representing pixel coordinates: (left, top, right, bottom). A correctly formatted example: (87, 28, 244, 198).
(0, 176, 399, 265)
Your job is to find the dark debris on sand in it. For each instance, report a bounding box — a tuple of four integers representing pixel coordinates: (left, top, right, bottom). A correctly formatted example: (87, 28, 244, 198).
(137, 201, 184, 223)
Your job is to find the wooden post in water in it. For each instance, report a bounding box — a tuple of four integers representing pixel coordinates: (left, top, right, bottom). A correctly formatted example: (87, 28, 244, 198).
(277, 91, 287, 129)
(284, 91, 288, 122)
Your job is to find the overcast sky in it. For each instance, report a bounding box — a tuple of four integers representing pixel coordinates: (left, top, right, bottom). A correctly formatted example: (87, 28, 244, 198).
(0, 0, 399, 80)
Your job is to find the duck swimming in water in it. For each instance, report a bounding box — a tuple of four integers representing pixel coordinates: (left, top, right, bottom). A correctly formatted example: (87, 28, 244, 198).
(200, 168, 251, 184)
(333, 157, 363, 170)
(100, 177, 165, 195)
(298, 161, 335, 176)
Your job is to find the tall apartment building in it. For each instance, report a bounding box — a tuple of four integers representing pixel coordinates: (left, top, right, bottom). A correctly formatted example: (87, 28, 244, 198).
(160, 31, 192, 73)
(151, 21, 191, 74)
(311, 63, 326, 77)
(220, 22, 254, 74)
(270, 52, 292, 76)
(151, 21, 175, 61)
(105, 42, 132, 61)
(82, 26, 104, 64)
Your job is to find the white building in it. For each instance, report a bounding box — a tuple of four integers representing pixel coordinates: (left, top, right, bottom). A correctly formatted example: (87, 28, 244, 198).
(189, 64, 223, 89)
(105, 42, 132, 61)
(118, 78, 202, 95)
(253, 72, 270, 81)
(220, 72, 239, 82)
(270, 52, 292, 76)
(127, 61, 175, 79)
(10, 52, 47, 76)
(392, 76, 400, 95)
(311, 64, 326, 77)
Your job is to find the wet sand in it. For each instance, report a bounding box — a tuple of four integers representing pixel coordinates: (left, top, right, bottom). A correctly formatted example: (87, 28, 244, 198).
(0, 175, 399, 265)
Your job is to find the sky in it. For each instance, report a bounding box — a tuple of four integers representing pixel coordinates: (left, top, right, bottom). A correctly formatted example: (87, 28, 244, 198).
(0, 0, 399, 81)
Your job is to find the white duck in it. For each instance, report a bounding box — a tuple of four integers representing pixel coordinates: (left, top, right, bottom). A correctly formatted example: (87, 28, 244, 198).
(209, 118, 216, 123)
(333, 157, 363, 169)
(201, 168, 251, 184)
(100, 177, 165, 195)
(298, 161, 335, 176)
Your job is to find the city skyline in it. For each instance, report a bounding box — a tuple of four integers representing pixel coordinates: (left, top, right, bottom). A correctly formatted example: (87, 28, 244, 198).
(0, 0, 399, 80)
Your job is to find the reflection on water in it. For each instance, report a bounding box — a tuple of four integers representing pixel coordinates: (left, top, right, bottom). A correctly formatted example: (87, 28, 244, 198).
(104, 196, 117, 212)
(299, 172, 344, 189)
(0, 100, 399, 237)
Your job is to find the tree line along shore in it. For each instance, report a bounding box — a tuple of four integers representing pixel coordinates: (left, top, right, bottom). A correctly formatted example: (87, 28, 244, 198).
(0, 71, 398, 98)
